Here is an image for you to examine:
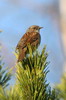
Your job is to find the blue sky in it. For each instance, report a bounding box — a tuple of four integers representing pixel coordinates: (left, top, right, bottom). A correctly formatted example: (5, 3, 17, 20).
(0, 0, 64, 86)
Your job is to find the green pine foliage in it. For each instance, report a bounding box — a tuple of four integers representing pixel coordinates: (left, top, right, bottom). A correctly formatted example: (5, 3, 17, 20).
(15, 45, 58, 100)
(16, 45, 49, 100)
(0, 45, 58, 100)
(0, 48, 11, 88)
(0, 85, 20, 100)
(56, 73, 66, 100)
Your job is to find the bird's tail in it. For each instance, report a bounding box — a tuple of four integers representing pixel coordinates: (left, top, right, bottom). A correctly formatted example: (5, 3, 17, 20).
(17, 49, 25, 62)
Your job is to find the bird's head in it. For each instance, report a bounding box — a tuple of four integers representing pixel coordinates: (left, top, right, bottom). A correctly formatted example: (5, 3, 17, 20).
(26, 25, 43, 33)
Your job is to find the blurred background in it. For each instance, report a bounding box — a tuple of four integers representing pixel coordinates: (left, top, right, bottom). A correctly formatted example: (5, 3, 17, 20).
(0, 0, 66, 86)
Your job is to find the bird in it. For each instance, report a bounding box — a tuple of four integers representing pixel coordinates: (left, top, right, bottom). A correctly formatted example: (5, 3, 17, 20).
(16, 25, 43, 62)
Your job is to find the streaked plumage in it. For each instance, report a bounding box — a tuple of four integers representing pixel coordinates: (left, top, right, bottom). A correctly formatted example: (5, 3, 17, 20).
(16, 25, 43, 62)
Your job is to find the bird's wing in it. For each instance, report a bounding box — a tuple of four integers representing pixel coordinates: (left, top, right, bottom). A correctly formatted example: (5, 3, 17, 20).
(27, 32, 40, 44)
(16, 32, 31, 49)
(16, 32, 40, 49)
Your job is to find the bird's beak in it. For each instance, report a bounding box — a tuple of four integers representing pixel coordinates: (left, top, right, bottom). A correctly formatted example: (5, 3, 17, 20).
(39, 27, 43, 29)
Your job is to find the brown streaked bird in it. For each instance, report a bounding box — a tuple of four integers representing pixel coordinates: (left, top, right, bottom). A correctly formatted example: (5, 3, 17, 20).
(16, 25, 43, 62)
